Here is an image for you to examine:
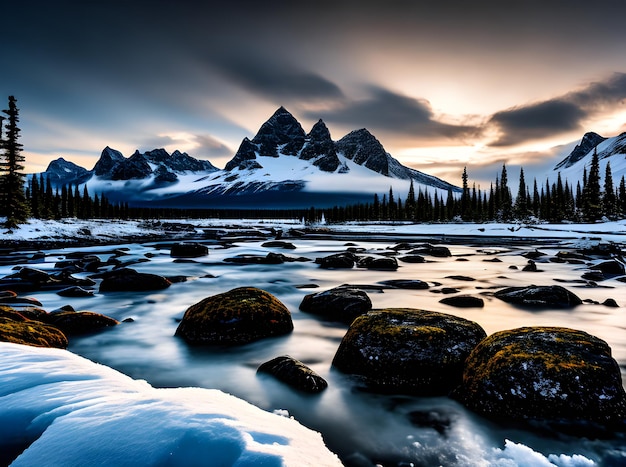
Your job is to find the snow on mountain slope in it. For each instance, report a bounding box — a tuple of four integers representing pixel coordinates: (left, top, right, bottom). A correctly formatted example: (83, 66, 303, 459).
(34, 107, 460, 208)
(553, 132, 626, 186)
(0, 342, 342, 466)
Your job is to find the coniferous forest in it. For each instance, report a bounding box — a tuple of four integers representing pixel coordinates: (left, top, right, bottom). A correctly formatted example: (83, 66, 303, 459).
(2, 95, 626, 226)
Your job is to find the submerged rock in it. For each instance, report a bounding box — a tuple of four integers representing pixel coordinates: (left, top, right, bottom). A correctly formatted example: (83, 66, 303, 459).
(378, 279, 429, 290)
(44, 311, 119, 336)
(257, 355, 328, 393)
(493, 285, 582, 308)
(98, 268, 171, 292)
(175, 287, 293, 345)
(315, 252, 357, 269)
(439, 295, 485, 308)
(0, 316, 68, 349)
(332, 309, 487, 394)
(299, 286, 372, 324)
(170, 242, 208, 258)
(453, 327, 626, 426)
(356, 256, 399, 270)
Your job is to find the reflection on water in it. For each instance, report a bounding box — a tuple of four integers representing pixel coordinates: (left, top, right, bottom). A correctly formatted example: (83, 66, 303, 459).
(3, 238, 626, 465)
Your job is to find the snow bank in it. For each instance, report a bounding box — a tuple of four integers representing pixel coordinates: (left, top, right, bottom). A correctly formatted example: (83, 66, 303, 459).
(492, 440, 596, 467)
(0, 343, 341, 466)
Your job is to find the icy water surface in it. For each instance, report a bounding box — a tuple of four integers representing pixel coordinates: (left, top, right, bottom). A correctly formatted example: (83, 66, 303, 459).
(4, 235, 626, 466)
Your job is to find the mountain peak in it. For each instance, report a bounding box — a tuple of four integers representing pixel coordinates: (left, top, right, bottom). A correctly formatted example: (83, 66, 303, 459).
(555, 132, 607, 170)
(299, 119, 341, 172)
(252, 107, 306, 157)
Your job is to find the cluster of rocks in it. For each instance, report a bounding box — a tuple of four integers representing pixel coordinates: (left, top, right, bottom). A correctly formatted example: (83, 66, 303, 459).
(169, 280, 626, 431)
(2, 238, 625, 434)
(0, 241, 212, 348)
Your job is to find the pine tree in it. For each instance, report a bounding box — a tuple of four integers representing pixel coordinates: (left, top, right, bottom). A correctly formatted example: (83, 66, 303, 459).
(499, 164, 512, 220)
(461, 166, 470, 220)
(603, 161, 616, 219)
(0, 96, 29, 228)
(619, 176, 626, 217)
(513, 167, 529, 219)
(582, 148, 602, 221)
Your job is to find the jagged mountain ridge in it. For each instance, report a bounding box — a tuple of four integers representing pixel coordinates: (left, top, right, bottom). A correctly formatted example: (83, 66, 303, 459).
(553, 131, 626, 185)
(35, 107, 461, 208)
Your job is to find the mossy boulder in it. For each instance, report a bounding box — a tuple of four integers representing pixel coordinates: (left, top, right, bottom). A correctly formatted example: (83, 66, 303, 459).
(332, 309, 487, 394)
(299, 286, 372, 324)
(0, 316, 68, 349)
(98, 268, 171, 292)
(453, 327, 626, 426)
(494, 285, 582, 308)
(175, 287, 293, 345)
(257, 355, 328, 393)
(44, 311, 119, 336)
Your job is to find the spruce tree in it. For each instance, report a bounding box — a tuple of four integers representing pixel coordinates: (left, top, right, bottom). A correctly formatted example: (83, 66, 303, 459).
(619, 176, 626, 217)
(460, 167, 470, 220)
(513, 167, 529, 219)
(582, 148, 602, 221)
(603, 161, 616, 219)
(499, 164, 512, 220)
(1, 96, 29, 228)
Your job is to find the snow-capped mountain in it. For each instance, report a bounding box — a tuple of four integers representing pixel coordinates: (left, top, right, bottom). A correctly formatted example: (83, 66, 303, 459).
(553, 131, 626, 186)
(34, 107, 460, 208)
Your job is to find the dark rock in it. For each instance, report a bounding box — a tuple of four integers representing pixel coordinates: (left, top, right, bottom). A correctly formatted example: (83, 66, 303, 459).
(170, 242, 208, 258)
(378, 279, 429, 290)
(483, 258, 502, 263)
(556, 251, 590, 261)
(262, 241, 297, 249)
(316, 252, 357, 269)
(603, 298, 619, 307)
(0, 295, 43, 307)
(494, 285, 582, 308)
(439, 287, 461, 294)
(332, 309, 487, 394)
(581, 271, 605, 282)
(356, 256, 398, 270)
(299, 287, 372, 324)
(175, 287, 293, 345)
(522, 250, 547, 259)
(522, 260, 539, 272)
(56, 286, 95, 297)
(439, 295, 485, 308)
(0, 316, 68, 348)
(257, 355, 328, 393)
(45, 311, 119, 336)
(591, 260, 625, 276)
(509, 265, 519, 270)
(445, 275, 475, 281)
(455, 258, 470, 262)
(409, 245, 452, 258)
(453, 327, 626, 426)
(399, 255, 425, 264)
(98, 268, 171, 292)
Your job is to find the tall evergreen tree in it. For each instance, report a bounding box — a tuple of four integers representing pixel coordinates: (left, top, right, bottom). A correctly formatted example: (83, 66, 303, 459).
(499, 164, 512, 219)
(603, 161, 616, 218)
(460, 166, 470, 220)
(582, 148, 602, 221)
(0, 96, 29, 228)
(513, 167, 529, 219)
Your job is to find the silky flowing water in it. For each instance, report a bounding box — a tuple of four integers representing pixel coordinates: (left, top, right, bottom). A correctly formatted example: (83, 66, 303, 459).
(3, 235, 626, 466)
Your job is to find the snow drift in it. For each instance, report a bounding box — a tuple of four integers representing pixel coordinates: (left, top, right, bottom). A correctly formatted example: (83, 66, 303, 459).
(0, 343, 341, 466)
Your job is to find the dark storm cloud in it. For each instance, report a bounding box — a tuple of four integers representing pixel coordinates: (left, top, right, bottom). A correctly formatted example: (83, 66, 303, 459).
(193, 135, 233, 159)
(488, 73, 626, 146)
(210, 55, 344, 102)
(308, 87, 479, 141)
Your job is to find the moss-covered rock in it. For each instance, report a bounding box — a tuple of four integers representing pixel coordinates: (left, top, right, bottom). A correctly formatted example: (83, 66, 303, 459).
(175, 287, 293, 345)
(453, 327, 626, 426)
(0, 316, 68, 348)
(257, 355, 328, 393)
(299, 286, 372, 324)
(332, 309, 487, 394)
(44, 311, 119, 336)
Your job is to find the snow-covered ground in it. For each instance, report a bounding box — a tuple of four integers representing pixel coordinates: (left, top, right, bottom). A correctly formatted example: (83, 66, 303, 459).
(0, 342, 341, 466)
(0, 343, 600, 466)
(3, 217, 626, 244)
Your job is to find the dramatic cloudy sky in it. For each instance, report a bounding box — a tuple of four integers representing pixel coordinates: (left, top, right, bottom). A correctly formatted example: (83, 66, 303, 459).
(3, 0, 626, 186)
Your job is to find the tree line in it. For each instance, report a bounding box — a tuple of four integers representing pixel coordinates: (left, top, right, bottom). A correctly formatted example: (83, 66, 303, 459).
(322, 152, 626, 224)
(3, 95, 626, 227)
